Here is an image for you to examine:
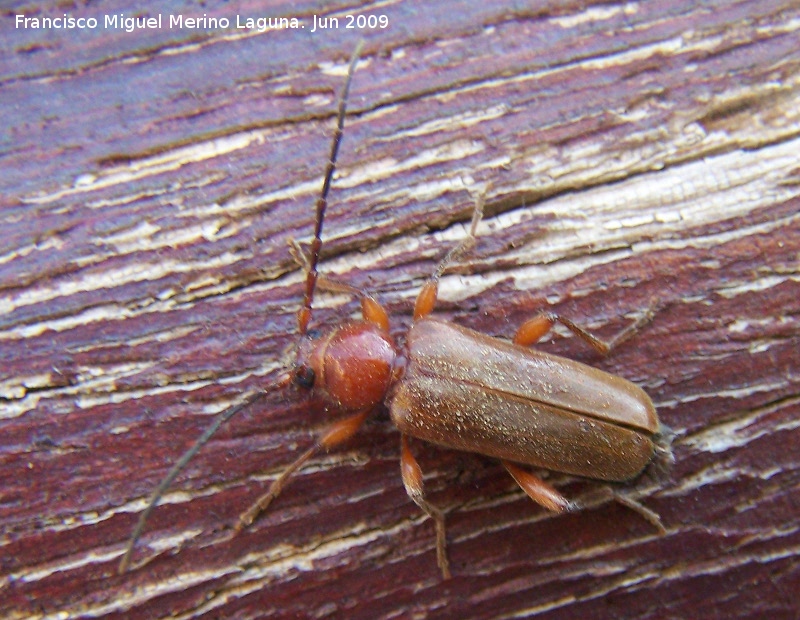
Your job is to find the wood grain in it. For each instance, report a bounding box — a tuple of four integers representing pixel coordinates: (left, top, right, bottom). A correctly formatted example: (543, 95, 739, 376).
(2, 1, 799, 618)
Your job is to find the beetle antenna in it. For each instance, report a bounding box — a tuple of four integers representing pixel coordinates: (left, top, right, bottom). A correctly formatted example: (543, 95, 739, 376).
(298, 39, 364, 335)
(120, 41, 364, 574)
(118, 374, 291, 573)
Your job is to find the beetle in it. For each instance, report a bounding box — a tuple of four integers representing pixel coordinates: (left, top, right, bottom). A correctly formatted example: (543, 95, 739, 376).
(119, 41, 668, 579)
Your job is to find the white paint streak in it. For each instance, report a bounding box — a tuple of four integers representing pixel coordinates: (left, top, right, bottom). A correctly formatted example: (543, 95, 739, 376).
(376, 104, 511, 140)
(22, 132, 264, 204)
(339, 139, 483, 188)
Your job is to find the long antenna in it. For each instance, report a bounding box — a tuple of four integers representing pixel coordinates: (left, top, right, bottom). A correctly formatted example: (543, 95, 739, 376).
(118, 376, 290, 573)
(119, 41, 364, 573)
(297, 39, 364, 335)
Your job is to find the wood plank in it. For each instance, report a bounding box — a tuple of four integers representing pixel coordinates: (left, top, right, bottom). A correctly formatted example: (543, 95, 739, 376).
(2, 1, 799, 618)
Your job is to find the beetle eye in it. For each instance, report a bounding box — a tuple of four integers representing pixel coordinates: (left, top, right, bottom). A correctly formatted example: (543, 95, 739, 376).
(294, 364, 315, 389)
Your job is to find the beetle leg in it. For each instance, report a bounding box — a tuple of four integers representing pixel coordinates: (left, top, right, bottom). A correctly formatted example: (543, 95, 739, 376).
(317, 276, 390, 331)
(503, 461, 578, 513)
(414, 193, 484, 319)
(504, 464, 666, 533)
(513, 307, 655, 355)
(400, 435, 451, 579)
(288, 239, 390, 331)
(290, 238, 389, 330)
(235, 409, 370, 533)
(613, 492, 666, 534)
(588, 486, 666, 534)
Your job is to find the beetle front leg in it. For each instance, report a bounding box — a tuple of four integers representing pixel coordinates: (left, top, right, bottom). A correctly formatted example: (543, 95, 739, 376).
(400, 435, 451, 579)
(289, 238, 390, 331)
(235, 409, 370, 534)
(316, 275, 390, 331)
(513, 306, 656, 354)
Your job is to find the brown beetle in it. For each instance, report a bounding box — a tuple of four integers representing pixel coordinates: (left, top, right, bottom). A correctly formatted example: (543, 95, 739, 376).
(120, 41, 667, 579)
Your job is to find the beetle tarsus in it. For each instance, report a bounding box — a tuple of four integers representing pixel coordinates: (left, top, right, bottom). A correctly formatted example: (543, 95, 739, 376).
(611, 492, 666, 535)
(580, 485, 666, 535)
(235, 444, 318, 533)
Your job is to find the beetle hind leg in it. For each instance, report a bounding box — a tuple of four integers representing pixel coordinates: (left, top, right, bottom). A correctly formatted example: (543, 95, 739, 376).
(504, 462, 666, 534)
(597, 486, 666, 534)
(503, 461, 578, 513)
(400, 435, 451, 579)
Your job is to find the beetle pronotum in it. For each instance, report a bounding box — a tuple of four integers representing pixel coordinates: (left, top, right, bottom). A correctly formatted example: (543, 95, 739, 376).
(120, 41, 669, 579)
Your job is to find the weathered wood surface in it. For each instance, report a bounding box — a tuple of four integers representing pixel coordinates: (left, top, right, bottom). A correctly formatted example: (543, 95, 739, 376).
(2, 1, 799, 618)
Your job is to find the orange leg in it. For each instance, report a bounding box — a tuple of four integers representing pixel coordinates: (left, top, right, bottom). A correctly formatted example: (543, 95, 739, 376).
(316, 275, 389, 331)
(235, 409, 370, 533)
(503, 461, 576, 514)
(503, 461, 667, 534)
(513, 307, 656, 354)
(414, 193, 485, 320)
(289, 239, 390, 331)
(400, 435, 451, 579)
(504, 461, 666, 533)
(510, 311, 666, 532)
